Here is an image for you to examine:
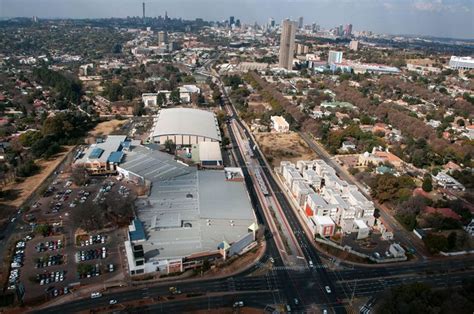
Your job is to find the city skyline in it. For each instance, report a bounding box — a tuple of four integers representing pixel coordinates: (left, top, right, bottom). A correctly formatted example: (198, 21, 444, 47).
(1, 0, 473, 39)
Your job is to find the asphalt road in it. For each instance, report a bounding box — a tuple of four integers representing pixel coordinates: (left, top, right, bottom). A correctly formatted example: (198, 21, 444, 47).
(34, 70, 474, 314)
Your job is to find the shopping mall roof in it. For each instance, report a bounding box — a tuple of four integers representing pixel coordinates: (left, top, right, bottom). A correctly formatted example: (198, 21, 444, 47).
(151, 108, 221, 141)
(134, 168, 255, 261)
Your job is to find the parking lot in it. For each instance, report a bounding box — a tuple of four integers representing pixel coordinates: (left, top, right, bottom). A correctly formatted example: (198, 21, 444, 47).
(15, 173, 129, 302)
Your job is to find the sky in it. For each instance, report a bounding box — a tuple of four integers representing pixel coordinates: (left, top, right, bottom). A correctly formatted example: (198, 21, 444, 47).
(1, 0, 473, 39)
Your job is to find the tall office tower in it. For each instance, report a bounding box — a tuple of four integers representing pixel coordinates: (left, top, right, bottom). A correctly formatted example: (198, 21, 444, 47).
(338, 24, 344, 36)
(278, 19, 297, 70)
(158, 31, 168, 44)
(229, 16, 235, 26)
(328, 51, 343, 65)
(298, 16, 304, 29)
(235, 19, 241, 28)
(269, 17, 275, 28)
(345, 24, 353, 37)
(312, 22, 319, 33)
(142, 2, 145, 24)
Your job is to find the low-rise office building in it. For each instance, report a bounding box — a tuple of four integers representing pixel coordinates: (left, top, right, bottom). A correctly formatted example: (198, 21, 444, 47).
(74, 135, 127, 174)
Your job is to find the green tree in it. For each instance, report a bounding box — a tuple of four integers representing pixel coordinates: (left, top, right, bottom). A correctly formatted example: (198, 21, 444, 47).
(35, 224, 51, 237)
(16, 160, 40, 177)
(169, 89, 180, 104)
(447, 232, 457, 250)
(18, 130, 42, 147)
(164, 139, 176, 153)
(44, 142, 61, 158)
(157, 92, 167, 106)
(133, 102, 145, 116)
(423, 233, 448, 253)
(103, 82, 123, 101)
(422, 175, 433, 192)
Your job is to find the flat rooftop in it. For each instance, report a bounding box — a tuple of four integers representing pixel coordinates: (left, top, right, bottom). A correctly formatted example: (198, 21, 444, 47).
(132, 158, 255, 261)
(119, 145, 192, 181)
(75, 135, 126, 164)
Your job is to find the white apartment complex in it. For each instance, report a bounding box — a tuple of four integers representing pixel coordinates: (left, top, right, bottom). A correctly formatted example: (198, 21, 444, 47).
(278, 160, 375, 239)
(449, 56, 474, 70)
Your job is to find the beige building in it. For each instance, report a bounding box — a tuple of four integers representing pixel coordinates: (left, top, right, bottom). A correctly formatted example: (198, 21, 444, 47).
(278, 19, 297, 70)
(349, 40, 359, 51)
(271, 115, 290, 133)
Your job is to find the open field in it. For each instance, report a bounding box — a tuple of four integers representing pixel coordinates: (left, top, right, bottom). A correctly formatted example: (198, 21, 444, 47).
(0, 146, 75, 215)
(86, 119, 127, 143)
(254, 132, 317, 168)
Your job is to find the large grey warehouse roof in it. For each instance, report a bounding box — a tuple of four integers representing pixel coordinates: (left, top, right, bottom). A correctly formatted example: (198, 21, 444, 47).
(134, 168, 255, 261)
(151, 108, 221, 141)
(119, 145, 192, 181)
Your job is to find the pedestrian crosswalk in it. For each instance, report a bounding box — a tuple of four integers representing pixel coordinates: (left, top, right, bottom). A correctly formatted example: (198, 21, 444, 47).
(254, 261, 328, 271)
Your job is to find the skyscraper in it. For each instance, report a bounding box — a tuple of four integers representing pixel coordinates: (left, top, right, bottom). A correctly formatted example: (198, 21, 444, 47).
(158, 31, 168, 44)
(229, 16, 235, 26)
(279, 19, 297, 70)
(344, 24, 353, 37)
(298, 16, 304, 29)
(142, 2, 145, 24)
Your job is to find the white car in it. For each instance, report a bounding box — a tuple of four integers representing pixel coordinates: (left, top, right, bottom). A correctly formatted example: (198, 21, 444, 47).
(91, 292, 102, 299)
(109, 299, 118, 305)
(325, 286, 332, 294)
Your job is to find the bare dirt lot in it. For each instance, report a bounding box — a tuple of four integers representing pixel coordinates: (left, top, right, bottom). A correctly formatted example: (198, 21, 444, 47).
(254, 132, 316, 168)
(86, 119, 127, 143)
(0, 146, 74, 217)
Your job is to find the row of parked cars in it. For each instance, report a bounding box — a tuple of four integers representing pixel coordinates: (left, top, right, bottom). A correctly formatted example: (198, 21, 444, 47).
(78, 247, 107, 261)
(79, 234, 106, 246)
(69, 190, 91, 208)
(38, 270, 66, 285)
(8, 236, 33, 290)
(36, 240, 63, 252)
(46, 286, 70, 298)
(35, 254, 63, 268)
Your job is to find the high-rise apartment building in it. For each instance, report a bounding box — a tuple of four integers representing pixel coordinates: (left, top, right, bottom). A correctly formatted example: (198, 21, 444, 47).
(279, 19, 297, 70)
(158, 31, 168, 44)
(328, 51, 343, 65)
(298, 16, 304, 29)
(349, 40, 359, 51)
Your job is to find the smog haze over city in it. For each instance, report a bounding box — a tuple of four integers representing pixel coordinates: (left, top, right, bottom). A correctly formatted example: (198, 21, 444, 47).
(1, 0, 474, 39)
(0, 0, 473, 313)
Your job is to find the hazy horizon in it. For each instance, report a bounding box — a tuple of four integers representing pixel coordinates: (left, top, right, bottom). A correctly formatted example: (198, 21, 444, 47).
(1, 0, 473, 39)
